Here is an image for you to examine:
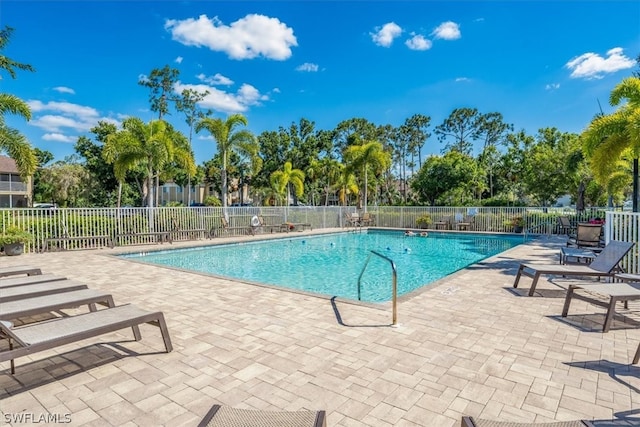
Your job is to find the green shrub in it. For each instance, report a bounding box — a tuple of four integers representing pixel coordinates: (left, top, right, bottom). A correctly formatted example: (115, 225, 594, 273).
(509, 216, 524, 227)
(416, 214, 432, 228)
(204, 196, 222, 207)
(0, 226, 32, 245)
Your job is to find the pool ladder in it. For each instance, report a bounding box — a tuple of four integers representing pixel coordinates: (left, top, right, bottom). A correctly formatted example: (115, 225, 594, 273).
(357, 250, 398, 326)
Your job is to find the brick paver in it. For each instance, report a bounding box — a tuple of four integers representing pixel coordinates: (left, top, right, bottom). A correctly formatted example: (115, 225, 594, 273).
(0, 230, 638, 426)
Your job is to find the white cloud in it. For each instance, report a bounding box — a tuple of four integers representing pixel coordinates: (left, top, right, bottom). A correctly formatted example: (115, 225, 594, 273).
(296, 62, 319, 72)
(174, 81, 268, 114)
(53, 86, 75, 95)
(42, 133, 76, 143)
(545, 83, 560, 90)
(455, 77, 471, 82)
(26, 100, 114, 134)
(371, 22, 402, 47)
(165, 14, 297, 60)
(405, 35, 432, 51)
(28, 100, 99, 117)
(175, 56, 183, 64)
(30, 115, 92, 133)
(196, 73, 234, 86)
(566, 47, 635, 79)
(432, 21, 461, 40)
(273, 88, 281, 93)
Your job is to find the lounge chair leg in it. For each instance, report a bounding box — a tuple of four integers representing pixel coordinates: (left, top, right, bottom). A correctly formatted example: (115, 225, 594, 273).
(9, 338, 15, 374)
(157, 313, 173, 352)
(603, 297, 618, 333)
(634, 342, 640, 364)
(131, 325, 142, 341)
(562, 285, 576, 317)
(528, 273, 541, 297)
(513, 266, 524, 288)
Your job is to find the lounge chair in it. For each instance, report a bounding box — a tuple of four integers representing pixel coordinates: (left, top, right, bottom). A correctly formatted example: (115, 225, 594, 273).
(433, 216, 452, 230)
(279, 221, 312, 232)
(211, 216, 249, 237)
(198, 404, 326, 427)
(634, 341, 640, 364)
(360, 212, 375, 226)
(461, 417, 594, 427)
(0, 304, 172, 374)
(254, 215, 281, 234)
(0, 265, 42, 278)
(344, 212, 361, 227)
(513, 240, 634, 296)
(456, 215, 475, 231)
(0, 274, 67, 289)
(561, 281, 640, 332)
(567, 223, 603, 249)
(0, 280, 88, 303)
(0, 288, 115, 321)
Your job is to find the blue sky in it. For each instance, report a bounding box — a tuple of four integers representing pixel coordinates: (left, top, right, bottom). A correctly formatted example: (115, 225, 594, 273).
(4, 1, 640, 165)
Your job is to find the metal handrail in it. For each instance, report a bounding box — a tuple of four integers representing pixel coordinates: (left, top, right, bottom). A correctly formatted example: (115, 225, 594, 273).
(357, 250, 398, 326)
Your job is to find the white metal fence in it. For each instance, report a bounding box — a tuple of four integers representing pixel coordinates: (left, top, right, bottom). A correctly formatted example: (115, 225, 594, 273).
(1, 205, 613, 254)
(605, 211, 640, 274)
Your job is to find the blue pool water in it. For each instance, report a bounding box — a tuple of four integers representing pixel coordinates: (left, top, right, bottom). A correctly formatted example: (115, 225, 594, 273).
(120, 231, 524, 302)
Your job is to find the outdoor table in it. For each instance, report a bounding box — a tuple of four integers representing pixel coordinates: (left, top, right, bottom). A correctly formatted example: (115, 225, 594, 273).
(559, 247, 597, 265)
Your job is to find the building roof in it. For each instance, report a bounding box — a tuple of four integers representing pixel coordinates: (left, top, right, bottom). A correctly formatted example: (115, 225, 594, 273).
(0, 156, 19, 173)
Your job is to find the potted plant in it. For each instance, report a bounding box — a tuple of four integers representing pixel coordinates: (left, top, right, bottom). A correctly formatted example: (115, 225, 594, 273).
(415, 214, 432, 229)
(0, 226, 32, 256)
(510, 216, 525, 233)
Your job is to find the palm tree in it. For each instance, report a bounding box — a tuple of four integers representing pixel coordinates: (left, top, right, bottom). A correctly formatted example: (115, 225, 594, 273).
(307, 158, 342, 206)
(238, 145, 262, 205)
(270, 161, 305, 206)
(343, 140, 391, 211)
(0, 27, 37, 179)
(104, 118, 193, 208)
(195, 114, 255, 210)
(582, 77, 640, 211)
(334, 164, 359, 206)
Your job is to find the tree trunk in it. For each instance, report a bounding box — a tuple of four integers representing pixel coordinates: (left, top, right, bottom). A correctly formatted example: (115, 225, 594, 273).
(187, 176, 191, 206)
(117, 181, 122, 208)
(147, 168, 154, 208)
(634, 158, 639, 213)
(363, 167, 368, 213)
(222, 151, 228, 211)
(155, 173, 160, 207)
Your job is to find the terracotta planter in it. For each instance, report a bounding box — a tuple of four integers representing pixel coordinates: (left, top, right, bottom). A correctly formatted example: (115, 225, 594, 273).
(3, 242, 24, 256)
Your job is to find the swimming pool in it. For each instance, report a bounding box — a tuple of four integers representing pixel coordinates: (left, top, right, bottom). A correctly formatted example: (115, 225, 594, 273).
(120, 230, 524, 302)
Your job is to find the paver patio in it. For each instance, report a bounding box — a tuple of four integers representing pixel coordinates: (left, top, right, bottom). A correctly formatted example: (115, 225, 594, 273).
(0, 230, 638, 426)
